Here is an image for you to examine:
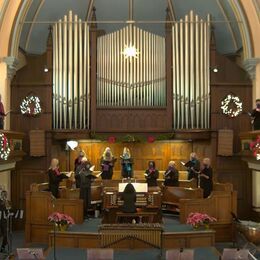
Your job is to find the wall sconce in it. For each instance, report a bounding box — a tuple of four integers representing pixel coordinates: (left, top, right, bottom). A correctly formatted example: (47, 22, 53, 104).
(44, 65, 49, 73)
(66, 140, 78, 150)
(212, 66, 218, 73)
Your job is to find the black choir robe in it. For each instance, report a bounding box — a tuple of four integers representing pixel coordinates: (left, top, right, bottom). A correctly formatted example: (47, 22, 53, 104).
(164, 167, 179, 187)
(48, 169, 67, 198)
(100, 157, 116, 179)
(145, 168, 159, 187)
(200, 166, 213, 198)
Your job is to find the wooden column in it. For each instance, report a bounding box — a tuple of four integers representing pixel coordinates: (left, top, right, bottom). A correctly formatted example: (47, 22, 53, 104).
(165, 7, 173, 130)
(90, 7, 97, 131)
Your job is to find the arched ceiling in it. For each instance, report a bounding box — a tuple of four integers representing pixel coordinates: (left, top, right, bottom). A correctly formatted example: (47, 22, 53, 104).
(19, 0, 242, 55)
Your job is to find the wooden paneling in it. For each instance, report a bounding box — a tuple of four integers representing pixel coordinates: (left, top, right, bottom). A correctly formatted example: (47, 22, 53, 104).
(95, 108, 171, 132)
(69, 141, 192, 172)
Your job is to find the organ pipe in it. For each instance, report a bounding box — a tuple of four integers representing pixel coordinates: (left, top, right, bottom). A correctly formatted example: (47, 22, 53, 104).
(52, 11, 90, 129)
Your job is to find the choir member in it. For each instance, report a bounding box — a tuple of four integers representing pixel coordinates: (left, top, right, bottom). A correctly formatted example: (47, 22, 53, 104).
(78, 157, 96, 219)
(121, 183, 136, 213)
(250, 99, 260, 130)
(0, 94, 8, 130)
(100, 147, 116, 180)
(120, 147, 133, 179)
(164, 161, 179, 187)
(0, 190, 9, 253)
(186, 152, 200, 183)
(144, 161, 159, 187)
(47, 158, 67, 198)
(74, 150, 85, 171)
(199, 158, 213, 198)
(74, 150, 86, 188)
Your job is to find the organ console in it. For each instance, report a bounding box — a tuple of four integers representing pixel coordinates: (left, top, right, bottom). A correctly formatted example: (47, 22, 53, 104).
(102, 185, 162, 224)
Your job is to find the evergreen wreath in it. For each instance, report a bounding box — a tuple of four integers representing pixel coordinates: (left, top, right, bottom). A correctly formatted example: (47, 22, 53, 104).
(221, 94, 242, 118)
(20, 95, 42, 116)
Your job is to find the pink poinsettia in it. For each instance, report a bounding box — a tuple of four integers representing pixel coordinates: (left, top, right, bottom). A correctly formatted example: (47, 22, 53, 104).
(250, 136, 260, 159)
(186, 212, 216, 227)
(48, 212, 75, 225)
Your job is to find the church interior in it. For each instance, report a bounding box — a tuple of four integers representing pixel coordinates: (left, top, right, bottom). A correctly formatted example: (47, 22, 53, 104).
(0, 0, 260, 259)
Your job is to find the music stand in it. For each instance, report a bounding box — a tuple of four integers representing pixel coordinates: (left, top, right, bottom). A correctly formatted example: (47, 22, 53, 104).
(16, 248, 44, 259)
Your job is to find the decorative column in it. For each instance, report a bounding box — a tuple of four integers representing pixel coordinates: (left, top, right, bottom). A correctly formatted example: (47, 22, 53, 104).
(2, 56, 19, 80)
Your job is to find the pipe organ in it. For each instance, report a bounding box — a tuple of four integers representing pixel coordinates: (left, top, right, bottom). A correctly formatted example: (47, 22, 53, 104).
(172, 11, 211, 129)
(52, 9, 211, 131)
(97, 25, 166, 107)
(53, 11, 90, 129)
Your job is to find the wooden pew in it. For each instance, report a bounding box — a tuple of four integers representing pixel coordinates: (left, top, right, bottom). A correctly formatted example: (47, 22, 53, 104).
(162, 186, 203, 212)
(25, 184, 84, 244)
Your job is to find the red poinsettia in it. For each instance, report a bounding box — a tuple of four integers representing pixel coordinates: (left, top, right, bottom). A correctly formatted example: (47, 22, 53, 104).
(48, 212, 75, 225)
(108, 136, 116, 143)
(186, 212, 216, 227)
(250, 135, 260, 159)
(147, 136, 155, 143)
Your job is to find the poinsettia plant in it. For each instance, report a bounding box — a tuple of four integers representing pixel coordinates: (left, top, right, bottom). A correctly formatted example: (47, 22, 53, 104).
(48, 212, 75, 226)
(250, 135, 260, 160)
(186, 212, 216, 227)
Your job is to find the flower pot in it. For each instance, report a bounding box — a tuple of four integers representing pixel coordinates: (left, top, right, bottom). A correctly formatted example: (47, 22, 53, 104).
(56, 223, 68, 232)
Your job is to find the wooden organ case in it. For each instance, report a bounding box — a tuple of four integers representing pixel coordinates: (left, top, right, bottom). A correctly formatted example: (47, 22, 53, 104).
(102, 185, 162, 224)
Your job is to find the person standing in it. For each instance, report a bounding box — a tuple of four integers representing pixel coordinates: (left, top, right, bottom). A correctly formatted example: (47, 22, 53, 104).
(186, 152, 200, 186)
(250, 99, 260, 130)
(47, 158, 67, 198)
(74, 151, 86, 188)
(164, 161, 179, 187)
(199, 158, 213, 198)
(120, 147, 133, 179)
(100, 147, 116, 180)
(78, 157, 96, 218)
(144, 161, 159, 187)
(0, 190, 9, 253)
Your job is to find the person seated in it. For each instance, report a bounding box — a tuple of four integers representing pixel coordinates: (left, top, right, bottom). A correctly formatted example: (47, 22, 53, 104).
(78, 157, 96, 219)
(47, 158, 68, 198)
(120, 147, 133, 179)
(199, 158, 213, 198)
(100, 147, 116, 180)
(144, 161, 159, 187)
(164, 161, 179, 187)
(121, 183, 136, 213)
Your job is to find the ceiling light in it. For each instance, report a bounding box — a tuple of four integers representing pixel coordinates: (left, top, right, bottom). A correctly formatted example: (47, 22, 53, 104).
(212, 67, 218, 73)
(122, 45, 139, 59)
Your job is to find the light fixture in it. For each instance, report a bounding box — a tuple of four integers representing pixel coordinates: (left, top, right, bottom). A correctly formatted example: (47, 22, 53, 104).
(212, 66, 218, 73)
(122, 45, 139, 59)
(44, 65, 49, 73)
(66, 140, 78, 150)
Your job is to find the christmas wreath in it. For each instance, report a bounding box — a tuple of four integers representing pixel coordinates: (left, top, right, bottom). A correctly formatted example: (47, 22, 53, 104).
(221, 94, 242, 118)
(0, 133, 11, 160)
(20, 95, 42, 116)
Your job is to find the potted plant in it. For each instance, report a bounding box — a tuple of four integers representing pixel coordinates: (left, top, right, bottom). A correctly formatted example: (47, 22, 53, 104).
(48, 212, 75, 231)
(186, 212, 216, 229)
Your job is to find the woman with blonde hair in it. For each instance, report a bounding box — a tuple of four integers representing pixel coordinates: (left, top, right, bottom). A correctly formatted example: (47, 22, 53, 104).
(199, 158, 213, 198)
(120, 147, 133, 178)
(164, 161, 179, 187)
(100, 147, 116, 179)
(47, 158, 67, 198)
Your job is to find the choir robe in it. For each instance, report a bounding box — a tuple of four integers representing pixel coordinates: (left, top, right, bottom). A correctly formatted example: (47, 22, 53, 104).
(100, 158, 116, 179)
(251, 109, 260, 130)
(121, 192, 136, 213)
(164, 167, 179, 187)
(187, 159, 200, 181)
(48, 169, 67, 198)
(145, 169, 159, 187)
(200, 166, 213, 198)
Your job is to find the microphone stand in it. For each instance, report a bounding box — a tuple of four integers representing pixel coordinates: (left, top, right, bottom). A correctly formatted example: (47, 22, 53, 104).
(5, 203, 13, 260)
(51, 196, 57, 260)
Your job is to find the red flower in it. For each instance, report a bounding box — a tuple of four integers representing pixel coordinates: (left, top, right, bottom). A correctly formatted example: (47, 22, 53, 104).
(48, 212, 75, 225)
(147, 136, 155, 143)
(108, 136, 116, 143)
